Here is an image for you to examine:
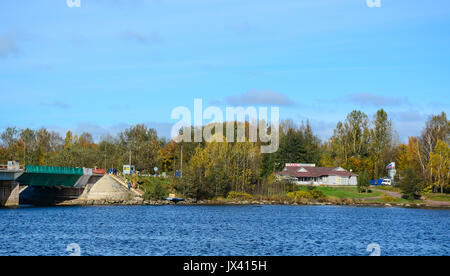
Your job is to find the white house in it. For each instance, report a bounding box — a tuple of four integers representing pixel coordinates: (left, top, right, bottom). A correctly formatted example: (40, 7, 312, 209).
(277, 163, 358, 186)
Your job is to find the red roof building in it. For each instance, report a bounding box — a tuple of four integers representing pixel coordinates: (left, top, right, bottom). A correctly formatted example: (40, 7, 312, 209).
(277, 163, 358, 186)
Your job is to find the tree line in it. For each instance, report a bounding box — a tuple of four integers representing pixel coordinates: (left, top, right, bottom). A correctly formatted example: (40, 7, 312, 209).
(1, 109, 448, 199)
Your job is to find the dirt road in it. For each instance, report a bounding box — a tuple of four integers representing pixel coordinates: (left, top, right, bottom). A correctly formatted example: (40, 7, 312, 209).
(371, 188, 450, 207)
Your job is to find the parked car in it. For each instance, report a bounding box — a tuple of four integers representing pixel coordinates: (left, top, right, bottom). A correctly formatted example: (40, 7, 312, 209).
(370, 178, 392, 186)
(381, 178, 392, 186)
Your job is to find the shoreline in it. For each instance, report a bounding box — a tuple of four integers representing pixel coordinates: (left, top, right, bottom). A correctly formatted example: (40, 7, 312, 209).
(48, 198, 450, 210)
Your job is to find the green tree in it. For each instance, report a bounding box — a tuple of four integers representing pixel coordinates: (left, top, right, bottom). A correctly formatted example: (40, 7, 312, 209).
(119, 124, 161, 174)
(369, 109, 394, 179)
(20, 128, 36, 166)
(269, 120, 321, 173)
(327, 111, 371, 173)
(399, 168, 422, 200)
(357, 170, 370, 193)
(0, 127, 19, 161)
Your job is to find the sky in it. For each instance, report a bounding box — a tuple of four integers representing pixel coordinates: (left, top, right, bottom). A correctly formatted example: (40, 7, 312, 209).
(0, 0, 449, 142)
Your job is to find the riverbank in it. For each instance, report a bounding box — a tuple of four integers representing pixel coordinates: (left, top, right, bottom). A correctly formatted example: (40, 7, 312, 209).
(18, 176, 449, 209)
(55, 196, 450, 209)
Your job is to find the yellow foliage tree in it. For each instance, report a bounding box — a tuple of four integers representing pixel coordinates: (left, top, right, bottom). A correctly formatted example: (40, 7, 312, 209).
(427, 140, 449, 193)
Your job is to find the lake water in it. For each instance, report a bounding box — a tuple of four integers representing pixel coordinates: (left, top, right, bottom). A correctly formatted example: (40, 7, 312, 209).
(0, 205, 448, 256)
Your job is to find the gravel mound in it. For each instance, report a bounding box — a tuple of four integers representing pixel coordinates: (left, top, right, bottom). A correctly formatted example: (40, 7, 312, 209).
(83, 175, 133, 201)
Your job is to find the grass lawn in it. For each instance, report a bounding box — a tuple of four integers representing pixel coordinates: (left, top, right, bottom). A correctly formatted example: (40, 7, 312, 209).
(424, 193, 450, 202)
(372, 186, 401, 193)
(297, 186, 383, 199)
(364, 197, 425, 204)
(139, 176, 172, 189)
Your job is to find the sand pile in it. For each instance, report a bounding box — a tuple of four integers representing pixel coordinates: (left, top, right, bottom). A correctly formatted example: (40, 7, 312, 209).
(82, 175, 134, 201)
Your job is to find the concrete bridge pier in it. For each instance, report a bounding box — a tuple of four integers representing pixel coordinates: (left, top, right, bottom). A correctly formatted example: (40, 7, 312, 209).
(0, 181, 19, 207)
(0, 170, 23, 207)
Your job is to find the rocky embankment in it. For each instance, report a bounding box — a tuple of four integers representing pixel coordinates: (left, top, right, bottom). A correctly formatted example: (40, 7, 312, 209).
(55, 176, 449, 209)
(58, 196, 450, 209)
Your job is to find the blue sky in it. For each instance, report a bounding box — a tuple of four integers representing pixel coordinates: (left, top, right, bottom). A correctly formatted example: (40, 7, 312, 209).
(0, 0, 449, 142)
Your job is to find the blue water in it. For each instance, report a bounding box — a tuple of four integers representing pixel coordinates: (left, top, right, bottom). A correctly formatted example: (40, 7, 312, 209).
(0, 205, 448, 256)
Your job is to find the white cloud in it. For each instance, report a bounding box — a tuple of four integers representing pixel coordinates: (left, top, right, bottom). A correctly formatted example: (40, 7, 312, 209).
(389, 110, 427, 123)
(345, 93, 410, 107)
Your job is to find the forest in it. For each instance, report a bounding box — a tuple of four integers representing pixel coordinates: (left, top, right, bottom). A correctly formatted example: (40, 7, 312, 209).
(1, 109, 448, 199)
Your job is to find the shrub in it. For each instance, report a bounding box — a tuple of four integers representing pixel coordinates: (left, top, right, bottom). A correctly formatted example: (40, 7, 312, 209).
(287, 191, 313, 199)
(310, 189, 326, 199)
(381, 196, 397, 203)
(142, 178, 170, 200)
(226, 191, 253, 201)
(422, 185, 433, 194)
(306, 184, 316, 191)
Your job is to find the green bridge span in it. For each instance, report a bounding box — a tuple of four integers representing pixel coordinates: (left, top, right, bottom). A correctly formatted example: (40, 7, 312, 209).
(1, 165, 104, 206)
(17, 165, 85, 187)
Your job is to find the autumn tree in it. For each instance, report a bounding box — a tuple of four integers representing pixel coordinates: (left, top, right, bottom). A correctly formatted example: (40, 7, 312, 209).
(19, 128, 36, 166)
(0, 127, 19, 161)
(427, 140, 449, 193)
(119, 124, 161, 173)
(64, 131, 75, 148)
(421, 112, 449, 185)
(369, 109, 394, 179)
(328, 110, 370, 172)
(159, 140, 178, 173)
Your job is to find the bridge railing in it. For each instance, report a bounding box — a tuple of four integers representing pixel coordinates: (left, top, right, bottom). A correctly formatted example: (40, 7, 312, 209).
(110, 174, 144, 197)
(0, 164, 25, 171)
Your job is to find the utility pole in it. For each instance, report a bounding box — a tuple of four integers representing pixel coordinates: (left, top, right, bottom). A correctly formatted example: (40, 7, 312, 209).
(104, 143, 107, 172)
(180, 144, 183, 178)
(128, 138, 132, 166)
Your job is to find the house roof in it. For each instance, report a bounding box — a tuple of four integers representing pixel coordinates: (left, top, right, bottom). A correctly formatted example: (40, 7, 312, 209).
(277, 165, 358, 178)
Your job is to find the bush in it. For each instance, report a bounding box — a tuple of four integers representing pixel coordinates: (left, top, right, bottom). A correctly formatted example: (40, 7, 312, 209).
(142, 177, 170, 200)
(226, 191, 253, 201)
(381, 196, 397, 203)
(422, 185, 433, 194)
(310, 189, 326, 199)
(306, 184, 316, 191)
(287, 191, 313, 199)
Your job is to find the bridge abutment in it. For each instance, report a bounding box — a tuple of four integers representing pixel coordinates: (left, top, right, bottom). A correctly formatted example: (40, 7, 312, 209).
(0, 181, 19, 207)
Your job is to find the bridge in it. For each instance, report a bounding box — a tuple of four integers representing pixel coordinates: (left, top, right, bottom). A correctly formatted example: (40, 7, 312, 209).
(0, 165, 105, 207)
(0, 168, 23, 207)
